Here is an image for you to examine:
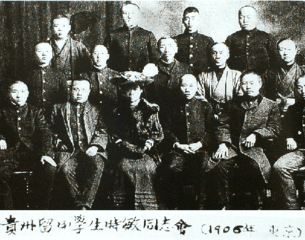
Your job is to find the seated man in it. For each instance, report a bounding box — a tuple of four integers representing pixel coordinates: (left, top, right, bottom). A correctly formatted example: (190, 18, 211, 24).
(109, 72, 164, 210)
(26, 42, 68, 122)
(213, 71, 281, 209)
(0, 80, 56, 209)
(82, 45, 120, 115)
(146, 37, 190, 122)
(264, 38, 305, 115)
(273, 75, 305, 210)
(50, 79, 107, 210)
(198, 43, 242, 118)
(163, 74, 215, 209)
(174, 7, 214, 75)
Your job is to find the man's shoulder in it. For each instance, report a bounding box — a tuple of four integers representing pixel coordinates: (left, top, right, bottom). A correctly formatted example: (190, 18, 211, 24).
(261, 96, 277, 107)
(175, 59, 190, 70)
(140, 98, 160, 114)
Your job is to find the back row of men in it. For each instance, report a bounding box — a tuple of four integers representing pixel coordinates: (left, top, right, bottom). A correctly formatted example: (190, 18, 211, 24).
(1, 3, 304, 210)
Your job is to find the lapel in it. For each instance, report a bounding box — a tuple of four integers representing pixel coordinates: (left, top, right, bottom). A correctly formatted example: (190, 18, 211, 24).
(83, 101, 92, 143)
(278, 63, 298, 94)
(61, 102, 74, 146)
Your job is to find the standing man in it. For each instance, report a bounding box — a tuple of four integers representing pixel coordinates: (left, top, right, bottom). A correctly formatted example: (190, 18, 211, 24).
(49, 14, 91, 86)
(264, 38, 305, 115)
(104, 3, 158, 72)
(198, 43, 241, 118)
(50, 79, 107, 210)
(225, 5, 278, 73)
(26, 42, 68, 123)
(145, 37, 190, 122)
(174, 7, 214, 75)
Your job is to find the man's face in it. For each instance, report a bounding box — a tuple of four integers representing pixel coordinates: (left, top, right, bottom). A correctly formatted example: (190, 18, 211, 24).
(71, 81, 91, 103)
(240, 73, 262, 97)
(278, 40, 297, 65)
(297, 77, 305, 100)
(52, 18, 71, 40)
(159, 38, 178, 63)
(92, 45, 109, 67)
(121, 84, 143, 104)
(35, 43, 53, 66)
(183, 12, 200, 33)
(239, 7, 257, 31)
(9, 82, 29, 107)
(212, 44, 230, 68)
(180, 75, 197, 100)
(122, 4, 139, 29)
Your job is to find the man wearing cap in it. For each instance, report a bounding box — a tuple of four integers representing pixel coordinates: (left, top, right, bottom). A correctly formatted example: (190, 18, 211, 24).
(50, 79, 107, 210)
(198, 42, 242, 118)
(225, 5, 278, 73)
(108, 72, 164, 210)
(104, 3, 158, 72)
(174, 7, 214, 75)
(263, 38, 305, 115)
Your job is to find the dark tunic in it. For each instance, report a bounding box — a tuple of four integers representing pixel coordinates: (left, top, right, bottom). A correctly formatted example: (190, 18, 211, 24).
(50, 101, 107, 209)
(225, 28, 278, 72)
(108, 98, 164, 210)
(174, 31, 214, 75)
(104, 25, 158, 72)
(49, 37, 91, 80)
(0, 103, 55, 209)
(146, 59, 190, 122)
(26, 66, 68, 122)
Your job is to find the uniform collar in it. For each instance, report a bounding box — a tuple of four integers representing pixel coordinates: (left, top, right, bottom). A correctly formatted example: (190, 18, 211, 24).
(242, 27, 257, 34)
(123, 25, 139, 32)
(10, 102, 28, 111)
(184, 30, 199, 37)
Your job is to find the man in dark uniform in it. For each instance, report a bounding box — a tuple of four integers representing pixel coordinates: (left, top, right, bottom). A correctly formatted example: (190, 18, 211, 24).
(50, 79, 107, 210)
(174, 7, 214, 75)
(146, 37, 190, 123)
(0, 80, 56, 209)
(273, 76, 305, 209)
(225, 5, 278, 73)
(163, 74, 215, 209)
(82, 45, 120, 116)
(104, 3, 158, 72)
(26, 42, 68, 123)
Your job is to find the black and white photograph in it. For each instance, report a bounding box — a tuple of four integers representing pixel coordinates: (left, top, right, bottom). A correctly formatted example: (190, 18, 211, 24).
(0, 0, 304, 238)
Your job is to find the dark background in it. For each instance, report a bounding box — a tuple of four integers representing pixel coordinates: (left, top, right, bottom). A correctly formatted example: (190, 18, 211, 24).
(1, 1, 305, 81)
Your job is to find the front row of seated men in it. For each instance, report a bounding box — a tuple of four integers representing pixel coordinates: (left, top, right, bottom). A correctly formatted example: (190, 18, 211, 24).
(2, 69, 305, 210)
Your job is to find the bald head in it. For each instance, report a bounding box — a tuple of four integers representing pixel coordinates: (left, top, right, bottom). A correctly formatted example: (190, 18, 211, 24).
(239, 6, 257, 31)
(211, 43, 230, 68)
(297, 76, 305, 100)
(180, 74, 198, 100)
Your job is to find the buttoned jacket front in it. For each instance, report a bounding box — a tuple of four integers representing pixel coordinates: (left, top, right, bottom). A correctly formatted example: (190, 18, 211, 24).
(174, 31, 214, 75)
(216, 96, 281, 182)
(0, 103, 54, 158)
(50, 101, 108, 161)
(225, 28, 278, 72)
(104, 25, 158, 72)
(164, 96, 215, 151)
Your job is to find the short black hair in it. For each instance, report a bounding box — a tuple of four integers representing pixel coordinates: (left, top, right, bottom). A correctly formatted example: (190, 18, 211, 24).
(240, 70, 262, 84)
(157, 37, 177, 49)
(277, 37, 297, 49)
(183, 7, 199, 17)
